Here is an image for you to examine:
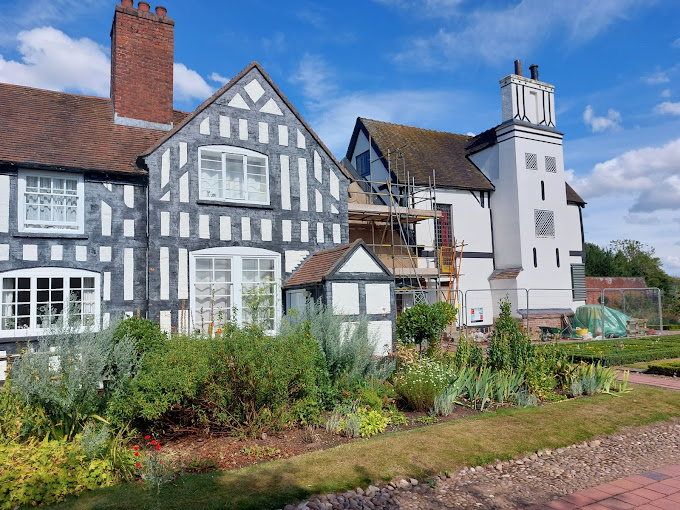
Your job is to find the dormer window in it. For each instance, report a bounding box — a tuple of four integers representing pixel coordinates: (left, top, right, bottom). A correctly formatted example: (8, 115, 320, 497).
(18, 170, 84, 233)
(199, 146, 269, 205)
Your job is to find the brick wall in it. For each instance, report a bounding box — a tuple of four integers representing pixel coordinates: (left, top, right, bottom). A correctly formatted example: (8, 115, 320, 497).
(111, 2, 174, 126)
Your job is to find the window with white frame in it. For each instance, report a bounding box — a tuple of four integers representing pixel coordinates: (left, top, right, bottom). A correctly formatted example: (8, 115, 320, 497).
(18, 171, 84, 233)
(0, 268, 99, 337)
(190, 247, 280, 334)
(199, 146, 269, 204)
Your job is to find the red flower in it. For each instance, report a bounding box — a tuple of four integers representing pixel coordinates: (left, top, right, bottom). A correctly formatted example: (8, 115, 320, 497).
(159, 460, 162, 464)
(145, 435, 151, 440)
(134, 446, 139, 451)
(136, 462, 141, 467)
(156, 444, 161, 451)
(151, 440, 157, 445)
(135, 452, 139, 456)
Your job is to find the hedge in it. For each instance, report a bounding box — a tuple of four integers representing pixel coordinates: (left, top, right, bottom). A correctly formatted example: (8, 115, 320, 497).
(555, 336, 680, 367)
(647, 361, 680, 377)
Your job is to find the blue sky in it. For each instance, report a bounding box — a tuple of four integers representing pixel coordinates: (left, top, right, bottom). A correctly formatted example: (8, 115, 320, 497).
(1, 0, 679, 275)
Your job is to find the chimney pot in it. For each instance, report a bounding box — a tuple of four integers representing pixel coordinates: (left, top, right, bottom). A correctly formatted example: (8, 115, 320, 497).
(155, 5, 167, 17)
(529, 64, 539, 81)
(138, 1, 150, 12)
(514, 59, 523, 76)
(120, 0, 133, 7)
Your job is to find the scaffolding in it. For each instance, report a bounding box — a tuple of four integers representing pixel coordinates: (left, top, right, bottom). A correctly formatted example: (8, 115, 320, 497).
(346, 147, 463, 313)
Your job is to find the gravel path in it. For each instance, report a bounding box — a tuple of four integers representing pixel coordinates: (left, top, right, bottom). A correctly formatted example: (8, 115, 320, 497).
(282, 418, 680, 510)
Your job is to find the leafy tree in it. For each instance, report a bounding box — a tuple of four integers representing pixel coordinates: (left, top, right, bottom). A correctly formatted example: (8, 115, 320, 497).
(585, 239, 677, 319)
(396, 302, 457, 355)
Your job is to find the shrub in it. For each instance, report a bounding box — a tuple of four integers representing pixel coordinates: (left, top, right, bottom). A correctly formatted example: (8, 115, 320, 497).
(647, 360, 680, 376)
(9, 321, 138, 440)
(283, 300, 377, 385)
(396, 302, 457, 355)
(394, 358, 455, 411)
(487, 298, 533, 372)
(453, 336, 484, 369)
(0, 438, 123, 509)
(113, 316, 167, 354)
(325, 402, 390, 438)
(117, 327, 327, 436)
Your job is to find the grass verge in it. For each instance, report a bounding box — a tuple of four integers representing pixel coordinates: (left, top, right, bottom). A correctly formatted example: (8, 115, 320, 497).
(50, 384, 680, 510)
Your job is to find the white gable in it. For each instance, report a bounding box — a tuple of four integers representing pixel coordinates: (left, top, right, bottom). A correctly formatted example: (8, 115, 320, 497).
(337, 246, 384, 274)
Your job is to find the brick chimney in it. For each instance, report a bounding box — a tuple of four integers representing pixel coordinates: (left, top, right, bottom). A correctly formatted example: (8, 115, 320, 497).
(110, 0, 174, 130)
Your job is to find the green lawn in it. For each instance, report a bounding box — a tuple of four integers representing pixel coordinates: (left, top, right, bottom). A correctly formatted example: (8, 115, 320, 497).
(50, 384, 680, 510)
(555, 335, 680, 366)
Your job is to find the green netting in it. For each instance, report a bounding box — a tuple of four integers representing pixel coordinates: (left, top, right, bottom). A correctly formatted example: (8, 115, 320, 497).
(573, 305, 631, 338)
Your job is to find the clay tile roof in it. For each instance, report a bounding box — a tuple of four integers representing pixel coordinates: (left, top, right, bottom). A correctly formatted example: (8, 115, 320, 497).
(350, 118, 494, 191)
(565, 183, 586, 205)
(0, 82, 188, 175)
(489, 268, 522, 280)
(284, 242, 360, 288)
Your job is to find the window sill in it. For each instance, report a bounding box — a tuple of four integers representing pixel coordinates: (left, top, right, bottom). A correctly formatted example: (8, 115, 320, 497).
(196, 199, 274, 210)
(13, 232, 89, 240)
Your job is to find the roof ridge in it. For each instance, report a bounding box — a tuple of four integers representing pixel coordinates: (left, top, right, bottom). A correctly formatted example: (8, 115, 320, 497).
(0, 82, 110, 101)
(360, 117, 473, 139)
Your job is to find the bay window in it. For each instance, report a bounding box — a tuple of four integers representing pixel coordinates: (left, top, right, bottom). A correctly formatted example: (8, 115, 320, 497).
(0, 268, 100, 337)
(199, 146, 269, 204)
(190, 247, 280, 334)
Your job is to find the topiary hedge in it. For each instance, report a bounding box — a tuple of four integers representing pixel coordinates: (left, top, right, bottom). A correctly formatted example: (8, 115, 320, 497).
(646, 360, 680, 377)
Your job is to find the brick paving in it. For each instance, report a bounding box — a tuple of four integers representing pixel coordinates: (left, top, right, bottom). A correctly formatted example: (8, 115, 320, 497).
(533, 467, 680, 510)
(616, 370, 680, 392)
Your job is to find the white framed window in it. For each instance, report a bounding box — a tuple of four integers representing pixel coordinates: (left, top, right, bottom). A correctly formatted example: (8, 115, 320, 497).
(0, 268, 100, 338)
(18, 170, 85, 233)
(198, 146, 269, 205)
(189, 247, 280, 334)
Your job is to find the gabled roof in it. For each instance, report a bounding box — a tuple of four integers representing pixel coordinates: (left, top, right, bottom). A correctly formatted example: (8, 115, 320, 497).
(346, 117, 494, 191)
(284, 240, 391, 288)
(140, 61, 352, 181)
(0, 82, 187, 175)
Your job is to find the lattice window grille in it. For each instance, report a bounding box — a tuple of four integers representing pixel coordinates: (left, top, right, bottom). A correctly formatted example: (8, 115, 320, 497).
(545, 156, 557, 173)
(534, 209, 555, 238)
(525, 152, 538, 170)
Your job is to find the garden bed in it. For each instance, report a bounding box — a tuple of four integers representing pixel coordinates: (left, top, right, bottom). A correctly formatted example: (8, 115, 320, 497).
(550, 335, 680, 366)
(162, 408, 479, 473)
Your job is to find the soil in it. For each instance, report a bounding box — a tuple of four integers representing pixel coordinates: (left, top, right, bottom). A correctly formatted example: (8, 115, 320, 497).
(158, 407, 479, 473)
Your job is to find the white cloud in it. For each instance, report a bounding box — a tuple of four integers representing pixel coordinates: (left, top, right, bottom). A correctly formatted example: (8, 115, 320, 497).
(392, 0, 648, 67)
(622, 213, 660, 225)
(292, 55, 469, 155)
(654, 101, 680, 116)
(0, 26, 109, 95)
(673, 37, 680, 48)
(661, 88, 671, 98)
(571, 137, 680, 213)
(583, 105, 622, 132)
(173, 63, 215, 103)
(208, 72, 230, 86)
(373, 0, 465, 17)
(642, 71, 670, 84)
(290, 53, 339, 104)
